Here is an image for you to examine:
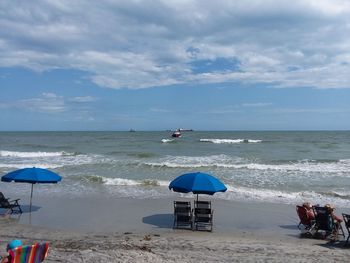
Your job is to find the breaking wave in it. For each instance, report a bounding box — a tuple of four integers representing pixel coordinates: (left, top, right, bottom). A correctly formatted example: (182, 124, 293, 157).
(67, 175, 350, 207)
(76, 175, 169, 187)
(0, 150, 113, 169)
(161, 139, 175, 143)
(221, 186, 350, 207)
(144, 154, 242, 168)
(144, 155, 350, 173)
(200, 139, 262, 144)
(0, 150, 76, 157)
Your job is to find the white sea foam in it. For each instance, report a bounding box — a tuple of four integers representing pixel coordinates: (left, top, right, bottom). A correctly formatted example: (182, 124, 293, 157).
(76, 177, 350, 208)
(221, 185, 350, 208)
(144, 155, 350, 174)
(225, 160, 350, 173)
(0, 150, 74, 157)
(0, 151, 114, 169)
(161, 139, 174, 143)
(103, 177, 169, 187)
(200, 139, 262, 144)
(144, 154, 243, 168)
(0, 163, 62, 169)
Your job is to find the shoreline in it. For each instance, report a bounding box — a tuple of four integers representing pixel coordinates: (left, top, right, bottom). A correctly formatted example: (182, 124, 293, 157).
(1, 197, 349, 262)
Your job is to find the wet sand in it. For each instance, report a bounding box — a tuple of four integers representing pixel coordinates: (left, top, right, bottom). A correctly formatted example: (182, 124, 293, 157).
(1, 196, 349, 262)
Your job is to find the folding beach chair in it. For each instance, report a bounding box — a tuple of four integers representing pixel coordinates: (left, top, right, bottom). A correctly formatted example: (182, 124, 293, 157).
(173, 201, 193, 229)
(8, 242, 49, 263)
(313, 206, 344, 240)
(194, 201, 213, 231)
(0, 192, 22, 214)
(194, 200, 211, 209)
(296, 205, 316, 232)
(342, 213, 350, 246)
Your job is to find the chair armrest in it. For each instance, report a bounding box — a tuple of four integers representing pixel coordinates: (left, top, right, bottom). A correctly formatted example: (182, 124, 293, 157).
(8, 199, 21, 205)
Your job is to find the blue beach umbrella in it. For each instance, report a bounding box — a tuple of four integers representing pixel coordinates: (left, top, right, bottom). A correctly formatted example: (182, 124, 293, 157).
(169, 172, 227, 201)
(1, 167, 62, 210)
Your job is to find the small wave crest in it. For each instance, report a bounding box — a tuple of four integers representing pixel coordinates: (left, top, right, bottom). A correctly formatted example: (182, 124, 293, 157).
(161, 139, 175, 143)
(222, 185, 350, 207)
(200, 139, 262, 144)
(127, 152, 156, 158)
(143, 155, 350, 173)
(0, 150, 76, 158)
(145, 154, 243, 168)
(79, 175, 105, 184)
(317, 191, 350, 200)
(75, 175, 169, 187)
(0, 151, 111, 169)
(104, 177, 169, 187)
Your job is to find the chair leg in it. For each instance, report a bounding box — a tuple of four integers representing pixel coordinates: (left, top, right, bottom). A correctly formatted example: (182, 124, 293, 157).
(16, 202, 22, 214)
(339, 224, 345, 237)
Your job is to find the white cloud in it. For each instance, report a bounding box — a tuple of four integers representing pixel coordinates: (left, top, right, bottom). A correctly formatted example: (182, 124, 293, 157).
(1, 0, 350, 89)
(270, 107, 350, 114)
(1, 93, 98, 113)
(18, 93, 66, 113)
(149, 107, 171, 113)
(69, 96, 98, 102)
(242, 103, 273, 107)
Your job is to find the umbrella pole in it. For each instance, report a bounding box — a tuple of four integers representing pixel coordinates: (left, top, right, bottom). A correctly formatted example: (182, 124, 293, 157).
(30, 184, 34, 212)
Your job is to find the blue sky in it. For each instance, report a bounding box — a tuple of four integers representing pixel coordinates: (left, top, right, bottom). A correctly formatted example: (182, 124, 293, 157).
(1, 0, 350, 131)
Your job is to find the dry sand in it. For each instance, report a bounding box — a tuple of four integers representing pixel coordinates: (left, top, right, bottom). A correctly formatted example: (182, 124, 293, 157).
(1, 196, 349, 262)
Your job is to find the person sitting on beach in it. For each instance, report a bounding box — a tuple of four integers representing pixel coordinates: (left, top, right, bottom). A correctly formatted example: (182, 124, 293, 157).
(0, 239, 22, 263)
(302, 202, 315, 222)
(324, 204, 343, 240)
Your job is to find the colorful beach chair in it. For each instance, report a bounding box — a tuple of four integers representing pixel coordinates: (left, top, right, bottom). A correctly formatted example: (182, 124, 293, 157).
(8, 243, 49, 263)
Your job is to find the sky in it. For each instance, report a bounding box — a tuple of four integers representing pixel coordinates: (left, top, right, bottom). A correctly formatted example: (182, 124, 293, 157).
(1, 0, 350, 131)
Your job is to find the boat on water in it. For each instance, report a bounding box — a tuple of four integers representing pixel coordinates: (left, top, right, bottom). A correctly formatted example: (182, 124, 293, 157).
(171, 130, 182, 138)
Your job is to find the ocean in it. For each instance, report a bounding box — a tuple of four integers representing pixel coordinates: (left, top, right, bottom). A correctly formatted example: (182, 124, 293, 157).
(0, 131, 350, 208)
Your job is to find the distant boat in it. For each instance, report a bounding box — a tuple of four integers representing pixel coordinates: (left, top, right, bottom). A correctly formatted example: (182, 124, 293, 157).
(129, 129, 136, 132)
(171, 130, 182, 138)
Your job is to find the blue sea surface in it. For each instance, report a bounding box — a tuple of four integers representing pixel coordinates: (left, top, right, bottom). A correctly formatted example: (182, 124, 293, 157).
(0, 131, 349, 207)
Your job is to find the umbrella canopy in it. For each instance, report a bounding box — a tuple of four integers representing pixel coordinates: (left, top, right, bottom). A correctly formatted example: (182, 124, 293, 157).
(1, 167, 62, 211)
(169, 172, 227, 195)
(2, 167, 62, 184)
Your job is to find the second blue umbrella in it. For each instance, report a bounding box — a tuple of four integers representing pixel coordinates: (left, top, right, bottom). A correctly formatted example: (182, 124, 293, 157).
(169, 172, 227, 197)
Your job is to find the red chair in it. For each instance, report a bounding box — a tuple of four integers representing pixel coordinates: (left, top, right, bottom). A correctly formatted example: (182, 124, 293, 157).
(296, 205, 316, 231)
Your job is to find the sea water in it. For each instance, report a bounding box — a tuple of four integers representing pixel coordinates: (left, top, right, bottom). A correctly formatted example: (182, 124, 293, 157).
(0, 131, 349, 208)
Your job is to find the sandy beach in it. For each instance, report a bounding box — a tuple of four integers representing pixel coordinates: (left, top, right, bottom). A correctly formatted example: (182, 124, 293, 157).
(1, 196, 349, 262)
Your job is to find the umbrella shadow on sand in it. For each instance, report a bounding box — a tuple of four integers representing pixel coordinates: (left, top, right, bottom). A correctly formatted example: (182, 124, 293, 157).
(20, 205, 41, 213)
(0, 205, 40, 216)
(142, 214, 174, 228)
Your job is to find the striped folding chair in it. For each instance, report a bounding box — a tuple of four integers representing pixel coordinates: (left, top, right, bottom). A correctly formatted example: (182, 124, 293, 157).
(8, 243, 49, 263)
